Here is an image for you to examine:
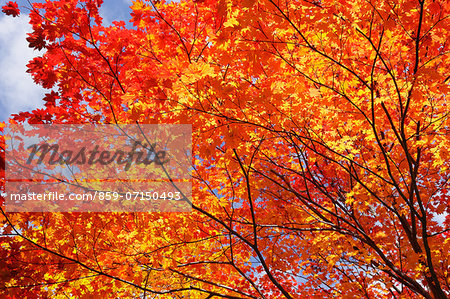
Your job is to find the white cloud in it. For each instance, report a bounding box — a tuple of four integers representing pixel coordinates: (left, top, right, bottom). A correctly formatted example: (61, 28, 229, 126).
(0, 14, 46, 122)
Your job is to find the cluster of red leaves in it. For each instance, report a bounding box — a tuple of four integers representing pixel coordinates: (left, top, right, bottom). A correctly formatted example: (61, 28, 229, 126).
(26, 31, 46, 50)
(1, 1, 19, 17)
(1, 0, 449, 297)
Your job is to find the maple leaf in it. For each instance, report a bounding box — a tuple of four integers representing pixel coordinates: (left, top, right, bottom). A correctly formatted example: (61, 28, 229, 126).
(42, 91, 58, 108)
(1, 0, 450, 298)
(2, 1, 19, 17)
(26, 32, 46, 50)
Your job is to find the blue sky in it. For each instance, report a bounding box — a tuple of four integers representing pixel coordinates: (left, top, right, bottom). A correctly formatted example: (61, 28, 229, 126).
(0, 0, 134, 122)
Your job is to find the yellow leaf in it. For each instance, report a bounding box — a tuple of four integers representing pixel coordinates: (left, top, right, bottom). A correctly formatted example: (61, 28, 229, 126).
(224, 17, 239, 28)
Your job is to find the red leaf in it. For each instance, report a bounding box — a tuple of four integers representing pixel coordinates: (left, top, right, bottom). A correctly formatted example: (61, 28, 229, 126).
(26, 32, 46, 50)
(2, 1, 19, 17)
(43, 91, 58, 108)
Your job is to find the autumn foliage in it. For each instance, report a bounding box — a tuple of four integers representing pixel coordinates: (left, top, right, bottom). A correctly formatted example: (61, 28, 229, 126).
(1, 0, 449, 298)
(1, 1, 19, 17)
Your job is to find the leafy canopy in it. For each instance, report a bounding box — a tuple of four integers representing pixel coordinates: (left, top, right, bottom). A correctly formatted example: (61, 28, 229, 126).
(1, 0, 449, 298)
